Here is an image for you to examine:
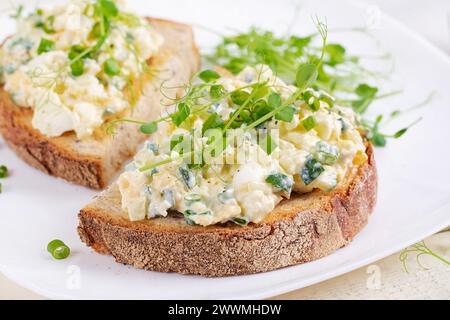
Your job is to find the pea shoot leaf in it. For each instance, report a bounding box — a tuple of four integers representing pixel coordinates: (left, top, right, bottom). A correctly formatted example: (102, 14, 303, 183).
(99, 0, 119, 17)
(352, 83, 378, 114)
(171, 103, 191, 127)
(202, 113, 224, 135)
(210, 85, 224, 99)
(267, 92, 282, 108)
(251, 84, 269, 100)
(140, 122, 158, 135)
(199, 69, 221, 83)
(231, 90, 250, 106)
(296, 63, 318, 89)
(275, 105, 297, 122)
(394, 128, 408, 139)
(325, 44, 346, 66)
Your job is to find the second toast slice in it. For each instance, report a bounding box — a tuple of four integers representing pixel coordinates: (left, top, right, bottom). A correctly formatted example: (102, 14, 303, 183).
(0, 18, 199, 189)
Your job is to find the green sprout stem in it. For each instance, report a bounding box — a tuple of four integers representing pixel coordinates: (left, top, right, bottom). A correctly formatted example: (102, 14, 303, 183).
(400, 240, 450, 273)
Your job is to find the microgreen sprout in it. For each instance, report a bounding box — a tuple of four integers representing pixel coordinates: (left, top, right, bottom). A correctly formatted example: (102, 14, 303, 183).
(15, 0, 153, 116)
(109, 19, 331, 174)
(360, 115, 423, 147)
(400, 240, 450, 273)
(206, 18, 424, 146)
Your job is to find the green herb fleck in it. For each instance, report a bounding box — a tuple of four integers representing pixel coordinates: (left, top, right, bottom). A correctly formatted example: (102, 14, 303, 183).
(35, 15, 56, 34)
(0, 165, 8, 178)
(301, 156, 325, 185)
(301, 116, 317, 131)
(232, 217, 249, 227)
(47, 240, 70, 260)
(70, 59, 84, 77)
(183, 210, 211, 226)
(104, 58, 120, 76)
(37, 38, 55, 55)
(266, 173, 293, 195)
(184, 210, 197, 225)
(314, 141, 340, 165)
(184, 194, 202, 203)
(179, 166, 196, 189)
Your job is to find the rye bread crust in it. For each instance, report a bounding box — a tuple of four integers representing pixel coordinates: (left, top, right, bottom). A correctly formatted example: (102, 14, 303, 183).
(78, 145, 377, 277)
(0, 18, 199, 189)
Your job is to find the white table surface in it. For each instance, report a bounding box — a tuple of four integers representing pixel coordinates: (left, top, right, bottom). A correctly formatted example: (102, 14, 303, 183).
(1, 0, 449, 300)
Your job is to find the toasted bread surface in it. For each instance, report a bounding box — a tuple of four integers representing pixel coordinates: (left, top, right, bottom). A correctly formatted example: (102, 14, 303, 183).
(0, 18, 200, 189)
(78, 144, 377, 277)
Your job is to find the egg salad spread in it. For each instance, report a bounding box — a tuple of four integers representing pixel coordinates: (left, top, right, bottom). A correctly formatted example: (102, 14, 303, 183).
(0, 0, 163, 139)
(117, 65, 367, 226)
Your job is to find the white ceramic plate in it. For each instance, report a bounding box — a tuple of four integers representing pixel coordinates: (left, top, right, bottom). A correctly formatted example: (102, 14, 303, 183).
(0, 0, 449, 300)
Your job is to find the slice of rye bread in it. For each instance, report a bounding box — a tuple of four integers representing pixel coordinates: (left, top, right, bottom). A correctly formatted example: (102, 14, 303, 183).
(78, 144, 377, 277)
(0, 18, 199, 189)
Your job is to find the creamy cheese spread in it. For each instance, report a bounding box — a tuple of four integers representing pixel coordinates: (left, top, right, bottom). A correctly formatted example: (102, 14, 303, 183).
(118, 65, 367, 226)
(0, 0, 163, 139)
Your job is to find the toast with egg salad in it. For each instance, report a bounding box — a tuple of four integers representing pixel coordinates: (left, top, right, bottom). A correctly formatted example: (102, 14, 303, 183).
(0, 0, 199, 189)
(78, 64, 377, 277)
